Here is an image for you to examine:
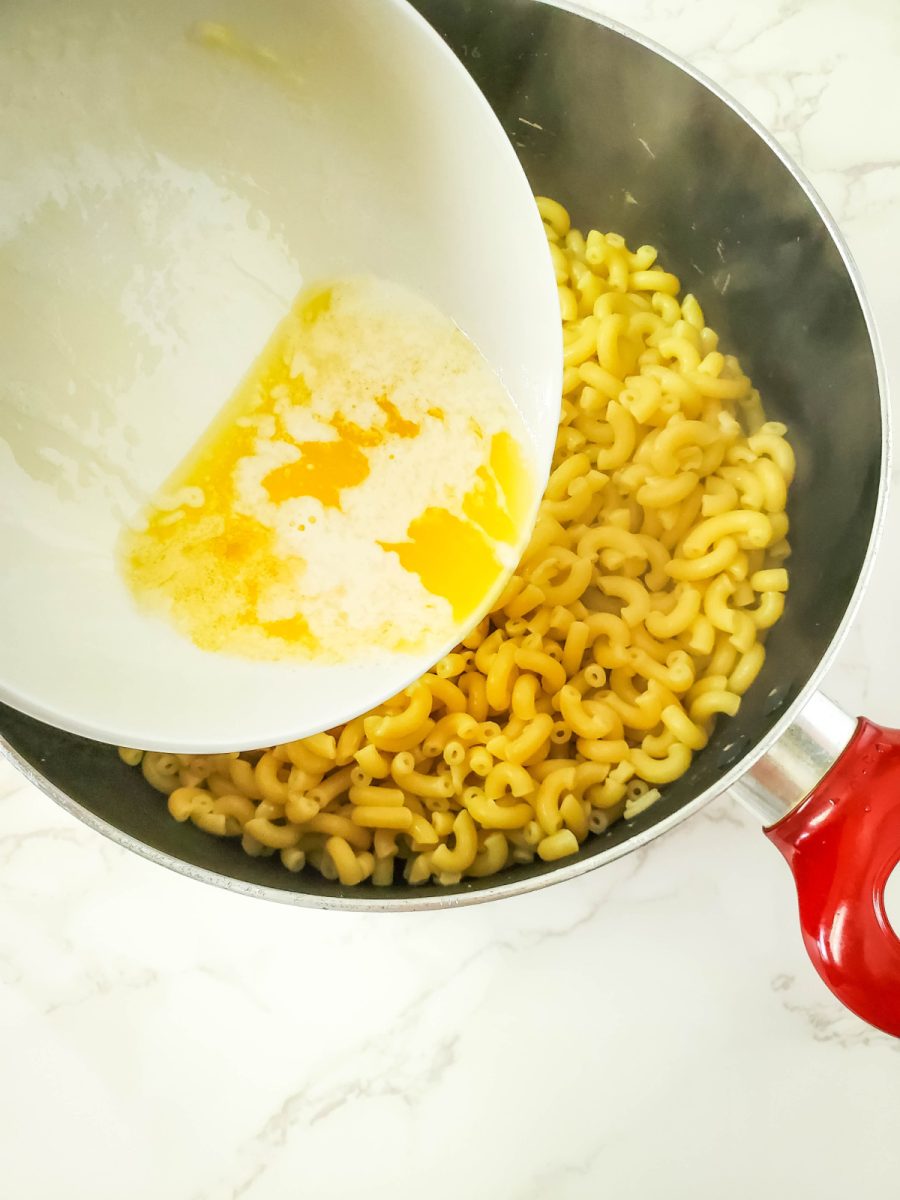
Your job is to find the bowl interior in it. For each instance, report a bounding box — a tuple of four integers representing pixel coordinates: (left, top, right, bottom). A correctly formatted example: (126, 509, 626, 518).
(0, 0, 560, 752)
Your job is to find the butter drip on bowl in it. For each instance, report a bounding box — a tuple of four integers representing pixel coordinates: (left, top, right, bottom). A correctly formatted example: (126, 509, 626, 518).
(120, 278, 535, 661)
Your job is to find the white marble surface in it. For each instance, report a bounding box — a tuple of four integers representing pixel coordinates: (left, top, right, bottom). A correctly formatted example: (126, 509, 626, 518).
(3, 1, 900, 1196)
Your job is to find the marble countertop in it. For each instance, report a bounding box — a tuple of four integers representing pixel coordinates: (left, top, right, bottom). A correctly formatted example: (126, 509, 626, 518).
(4, 1, 900, 1197)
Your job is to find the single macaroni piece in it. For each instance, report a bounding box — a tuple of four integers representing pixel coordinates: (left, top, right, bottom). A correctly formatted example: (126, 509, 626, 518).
(123, 198, 794, 888)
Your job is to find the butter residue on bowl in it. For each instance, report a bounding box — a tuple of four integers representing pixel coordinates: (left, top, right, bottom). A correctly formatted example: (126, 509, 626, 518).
(188, 21, 305, 94)
(120, 277, 535, 662)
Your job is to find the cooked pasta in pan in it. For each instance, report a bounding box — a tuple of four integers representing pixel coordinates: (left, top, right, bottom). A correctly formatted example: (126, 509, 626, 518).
(121, 197, 794, 887)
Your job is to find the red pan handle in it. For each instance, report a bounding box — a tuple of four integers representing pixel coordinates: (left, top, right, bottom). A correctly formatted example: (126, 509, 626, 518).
(765, 718, 900, 1037)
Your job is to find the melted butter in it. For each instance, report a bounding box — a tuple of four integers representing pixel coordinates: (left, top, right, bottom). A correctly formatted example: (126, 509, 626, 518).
(120, 367, 318, 656)
(462, 466, 515, 543)
(380, 508, 503, 623)
(263, 438, 370, 508)
(190, 21, 305, 94)
(121, 290, 340, 655)
(490, 431, 532, 529)
(376, 396, 420, 438)
(330, 413, 384, 448)
(261, 612, 314, 642)
(383, 432, 532, 619)
(299, 284, 333, 323)
(121, 276, 536, 661)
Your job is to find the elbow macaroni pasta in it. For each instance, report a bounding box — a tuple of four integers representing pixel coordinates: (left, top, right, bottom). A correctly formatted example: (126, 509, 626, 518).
(121, 199, 793, 888)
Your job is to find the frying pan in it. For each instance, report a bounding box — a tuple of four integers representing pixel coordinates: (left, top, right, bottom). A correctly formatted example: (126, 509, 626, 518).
(2, 0, 899, 1036)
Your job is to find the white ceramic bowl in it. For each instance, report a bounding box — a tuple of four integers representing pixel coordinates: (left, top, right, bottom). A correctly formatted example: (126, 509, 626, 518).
(0, 0, 562, 752)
